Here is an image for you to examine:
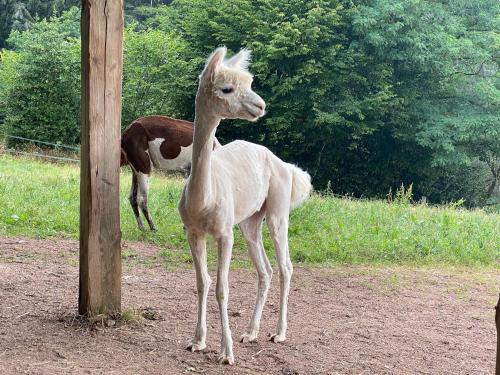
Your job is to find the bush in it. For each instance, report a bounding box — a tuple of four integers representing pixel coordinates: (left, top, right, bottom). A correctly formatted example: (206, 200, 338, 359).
(422, 160, 496, 208)
(0, 9, 81, 147)
(0, 9, 200, 145)
(121, 25, 200, 127)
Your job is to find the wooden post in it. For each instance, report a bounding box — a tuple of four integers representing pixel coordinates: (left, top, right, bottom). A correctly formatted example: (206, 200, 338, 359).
(79, 0, 123, 315)
(496, 294, 499, 375)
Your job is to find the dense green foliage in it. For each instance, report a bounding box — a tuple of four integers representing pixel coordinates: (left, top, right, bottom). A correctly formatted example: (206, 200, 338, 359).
(0, 0, 80, 48)
(1, 155, 498, 266)
(350, 0, 500, 205)
(0, 8, 80, 146)
(122, 26, 198, 124)
(0, 0, 498, 206)
(0, 1, 174, 48)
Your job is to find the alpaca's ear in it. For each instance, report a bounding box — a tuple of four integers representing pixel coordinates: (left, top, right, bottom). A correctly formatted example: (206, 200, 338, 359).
(200, 46, 227, 81)
(226, 48, 251, 71)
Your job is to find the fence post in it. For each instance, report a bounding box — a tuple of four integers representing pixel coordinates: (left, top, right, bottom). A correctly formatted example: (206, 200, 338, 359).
(79, 0, 123, 315)
(496, 294, 499, 375)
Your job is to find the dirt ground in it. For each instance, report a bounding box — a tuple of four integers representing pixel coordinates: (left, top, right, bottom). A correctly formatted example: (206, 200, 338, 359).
(0, 237, 498, 374)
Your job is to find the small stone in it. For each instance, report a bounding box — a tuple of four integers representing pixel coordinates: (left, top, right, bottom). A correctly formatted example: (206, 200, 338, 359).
(106, 319, 116, 327)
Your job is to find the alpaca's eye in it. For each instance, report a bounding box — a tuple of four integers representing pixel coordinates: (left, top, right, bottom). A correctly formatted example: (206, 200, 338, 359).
(221, 87, 234, 94)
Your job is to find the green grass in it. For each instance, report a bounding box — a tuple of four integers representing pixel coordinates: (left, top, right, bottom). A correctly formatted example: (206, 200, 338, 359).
(0, 154, 499, 267)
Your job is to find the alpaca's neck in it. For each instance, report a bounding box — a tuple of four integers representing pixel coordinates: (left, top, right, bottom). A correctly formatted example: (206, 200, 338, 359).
(188, 110, 219, 208)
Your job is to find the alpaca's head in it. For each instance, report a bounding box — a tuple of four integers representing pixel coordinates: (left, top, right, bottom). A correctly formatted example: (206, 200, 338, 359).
(197, 47, 266, 122)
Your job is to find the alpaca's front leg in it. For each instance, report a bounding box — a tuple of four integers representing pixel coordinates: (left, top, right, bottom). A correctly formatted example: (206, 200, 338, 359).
(216, 232, 234, 365)
(187, 232, 211, 352)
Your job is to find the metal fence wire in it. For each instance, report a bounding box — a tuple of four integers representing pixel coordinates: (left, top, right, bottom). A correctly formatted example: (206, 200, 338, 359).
(1, 135, 80, 163)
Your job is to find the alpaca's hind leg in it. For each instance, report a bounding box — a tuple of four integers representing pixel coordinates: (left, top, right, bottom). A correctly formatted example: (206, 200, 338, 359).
(186, 231, 211, 352)
(267, 214, 292, 343)
(215, 231, 235, 365)
(239, 207, 272, 343)
(266, 175, 293, 343)
(136, 172, 156, 232)
(128, 171, 144, 230)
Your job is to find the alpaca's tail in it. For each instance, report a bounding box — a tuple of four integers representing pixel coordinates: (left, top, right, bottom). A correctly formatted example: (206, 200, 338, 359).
(120, 148, 129, 167)
(290, 165, 312, 209)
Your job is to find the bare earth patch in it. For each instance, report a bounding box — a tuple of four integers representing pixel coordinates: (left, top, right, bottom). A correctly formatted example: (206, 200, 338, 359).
(0, 237, 498, 374)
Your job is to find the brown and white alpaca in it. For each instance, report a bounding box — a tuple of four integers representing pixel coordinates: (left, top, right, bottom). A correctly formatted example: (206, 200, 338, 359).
(121, 116, 219, 231)
(178, 47, 312, 364)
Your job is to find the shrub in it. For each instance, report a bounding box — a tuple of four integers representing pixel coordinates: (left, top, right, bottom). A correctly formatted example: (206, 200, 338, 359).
(1, 10, 81, 147)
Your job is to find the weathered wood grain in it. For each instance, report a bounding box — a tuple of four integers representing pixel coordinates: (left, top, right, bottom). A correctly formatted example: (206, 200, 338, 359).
(79, 0, 123, 315)
(496, 294, 499, 375)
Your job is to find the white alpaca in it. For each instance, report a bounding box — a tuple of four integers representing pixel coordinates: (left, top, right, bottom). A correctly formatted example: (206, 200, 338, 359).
(178, 47, 312, 365)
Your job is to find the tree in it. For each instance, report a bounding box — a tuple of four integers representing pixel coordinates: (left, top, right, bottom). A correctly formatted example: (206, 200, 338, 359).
(0, 0, 80, 49)
(1, 8, 81, 146)
(0, 8, 198, 145)
(0, 49, 19, 128)
(121, 25, 199, 127)
(352, 0, 499, 203)
(1, 0, 497, 205)
(0, 1, 31, 48)
(147, 0, 402, 195)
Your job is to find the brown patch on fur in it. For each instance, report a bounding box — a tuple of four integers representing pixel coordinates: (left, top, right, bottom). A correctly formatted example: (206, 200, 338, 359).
(121, 115, 219, 175)
(140, 116, 194, 156)
(120, 116, 195, 174)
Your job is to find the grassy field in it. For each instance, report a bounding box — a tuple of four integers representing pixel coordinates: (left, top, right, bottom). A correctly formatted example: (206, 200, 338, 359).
(0, 154, 498, 267)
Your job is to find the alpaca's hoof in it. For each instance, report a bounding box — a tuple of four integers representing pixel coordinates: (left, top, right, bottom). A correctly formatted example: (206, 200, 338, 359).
(186, 342, 206, 352)
(218, 354, 234, 365)
(218, 346, 234, 365)
(270, 333, 286, 343)
(240, 332, 258, 343)
(150, 227, 157, 232)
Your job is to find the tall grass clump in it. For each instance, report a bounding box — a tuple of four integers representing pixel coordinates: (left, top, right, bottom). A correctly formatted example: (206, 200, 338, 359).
(0, 155, 498, 267)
